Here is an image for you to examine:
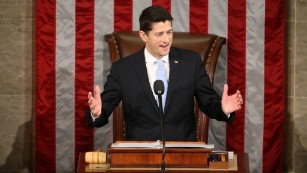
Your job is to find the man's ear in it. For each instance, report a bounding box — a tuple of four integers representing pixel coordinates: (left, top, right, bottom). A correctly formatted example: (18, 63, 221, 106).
(139, 31, 148, 42)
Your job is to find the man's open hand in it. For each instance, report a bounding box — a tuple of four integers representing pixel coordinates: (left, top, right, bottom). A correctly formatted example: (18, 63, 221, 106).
(88, 85, 102, 117)
(221, 84, 243, 114)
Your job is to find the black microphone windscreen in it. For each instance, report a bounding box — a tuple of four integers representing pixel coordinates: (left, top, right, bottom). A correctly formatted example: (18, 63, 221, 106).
(154, 80, 164, 95)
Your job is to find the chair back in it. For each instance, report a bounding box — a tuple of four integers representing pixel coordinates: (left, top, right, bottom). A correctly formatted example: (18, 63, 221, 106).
(105, 31, 226, 143)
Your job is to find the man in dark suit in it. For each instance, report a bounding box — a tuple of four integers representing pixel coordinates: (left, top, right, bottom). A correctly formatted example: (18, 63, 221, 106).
(86, 6, 243, 141)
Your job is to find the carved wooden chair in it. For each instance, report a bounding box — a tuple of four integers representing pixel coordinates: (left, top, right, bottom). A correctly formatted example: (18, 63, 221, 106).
(105, 31, 226, 143)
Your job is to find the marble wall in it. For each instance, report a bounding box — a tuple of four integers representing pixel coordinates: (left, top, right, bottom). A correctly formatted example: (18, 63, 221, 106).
(0, 0, 34, 172)
(0, 0, 306, 172)
(284, 0, 307, 172)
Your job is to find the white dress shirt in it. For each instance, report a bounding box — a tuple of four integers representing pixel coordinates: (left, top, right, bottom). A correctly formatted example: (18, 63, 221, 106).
(144, 48, 170, 100)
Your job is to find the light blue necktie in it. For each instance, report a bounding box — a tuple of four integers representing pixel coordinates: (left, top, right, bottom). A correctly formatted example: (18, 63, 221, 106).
(156, 59, 168, 110)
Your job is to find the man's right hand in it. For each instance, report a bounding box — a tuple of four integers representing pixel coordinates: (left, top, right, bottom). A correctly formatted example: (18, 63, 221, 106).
(88, 85, 102, 117)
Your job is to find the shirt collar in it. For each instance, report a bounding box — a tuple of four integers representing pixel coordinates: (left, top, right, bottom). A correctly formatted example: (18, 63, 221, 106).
(144, 47, 169, 66)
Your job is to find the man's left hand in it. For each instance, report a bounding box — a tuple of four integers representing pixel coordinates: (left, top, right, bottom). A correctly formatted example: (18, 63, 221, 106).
(221, 84, 243, 114)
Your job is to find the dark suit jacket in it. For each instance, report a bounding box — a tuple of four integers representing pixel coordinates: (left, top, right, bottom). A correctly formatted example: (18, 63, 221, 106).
(86, 46, 234, 141)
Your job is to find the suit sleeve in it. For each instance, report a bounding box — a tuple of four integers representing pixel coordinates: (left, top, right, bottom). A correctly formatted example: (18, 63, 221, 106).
(194, 54, 235, 122)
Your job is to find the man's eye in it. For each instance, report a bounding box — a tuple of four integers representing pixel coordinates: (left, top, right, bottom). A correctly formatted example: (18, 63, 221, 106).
(156, 33, 162, 37)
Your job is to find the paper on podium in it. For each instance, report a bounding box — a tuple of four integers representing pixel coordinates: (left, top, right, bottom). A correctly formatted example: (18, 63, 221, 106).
(111, 141, 160, 148)
(111, 140, 214, 149)
(166, 142, 214, 149)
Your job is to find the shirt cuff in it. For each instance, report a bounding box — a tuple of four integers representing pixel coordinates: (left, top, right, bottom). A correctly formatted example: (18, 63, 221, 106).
(90, 112, 100, 122)
(221, 105, 231, 118)
(226, 113, 230, 118)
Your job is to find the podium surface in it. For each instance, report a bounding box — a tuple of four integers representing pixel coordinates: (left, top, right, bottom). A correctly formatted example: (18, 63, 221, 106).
(77, 152, 250, 173)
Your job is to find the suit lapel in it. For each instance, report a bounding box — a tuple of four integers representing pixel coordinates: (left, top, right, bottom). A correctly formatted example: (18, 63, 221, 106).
(164, 47, 180, 113)
(133, 50, 160, 114)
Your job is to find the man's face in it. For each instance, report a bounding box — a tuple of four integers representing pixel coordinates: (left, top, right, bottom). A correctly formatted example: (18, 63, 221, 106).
(139, 20, 173, 59)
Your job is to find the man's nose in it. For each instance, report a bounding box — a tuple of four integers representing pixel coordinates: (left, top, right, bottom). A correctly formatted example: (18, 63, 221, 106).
(162, 33, 170, 42)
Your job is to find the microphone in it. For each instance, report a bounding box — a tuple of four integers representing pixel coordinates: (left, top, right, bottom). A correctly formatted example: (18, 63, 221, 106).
(154, 80, 166, 172)
(154, 80, 165, 95)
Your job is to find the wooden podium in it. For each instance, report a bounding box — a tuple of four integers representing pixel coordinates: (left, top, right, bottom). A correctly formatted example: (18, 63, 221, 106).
(77, 153, 250, 173)
(108, 146, 211, 168)
(77, 141, 250, 173)
(107, 141, 212, 168)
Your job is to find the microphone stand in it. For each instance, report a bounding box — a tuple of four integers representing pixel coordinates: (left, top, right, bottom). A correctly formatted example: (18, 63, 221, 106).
(157, 94, 166, 172)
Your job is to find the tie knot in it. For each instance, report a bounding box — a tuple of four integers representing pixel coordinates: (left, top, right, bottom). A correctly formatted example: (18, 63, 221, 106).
(156, 59, 164, 66)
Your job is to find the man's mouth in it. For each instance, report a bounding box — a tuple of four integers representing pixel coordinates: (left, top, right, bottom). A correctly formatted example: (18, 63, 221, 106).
(160, 44, 169, 48)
